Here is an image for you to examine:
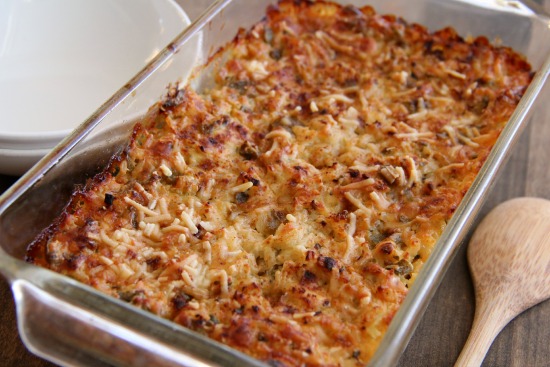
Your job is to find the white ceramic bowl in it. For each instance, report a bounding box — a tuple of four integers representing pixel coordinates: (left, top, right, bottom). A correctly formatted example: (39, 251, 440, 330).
(0, 147, 51, 176)
(0, 0, 190, 151)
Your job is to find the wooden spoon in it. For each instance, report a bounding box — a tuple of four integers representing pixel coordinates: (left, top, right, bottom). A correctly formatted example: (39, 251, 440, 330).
(455, 197, 550, 367)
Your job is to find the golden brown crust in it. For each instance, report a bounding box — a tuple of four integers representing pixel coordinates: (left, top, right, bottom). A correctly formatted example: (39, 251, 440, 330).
(27, 1, 532, 366)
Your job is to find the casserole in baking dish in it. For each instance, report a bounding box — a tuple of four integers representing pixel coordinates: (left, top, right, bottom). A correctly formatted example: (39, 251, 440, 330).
(1, 0, 550, 366)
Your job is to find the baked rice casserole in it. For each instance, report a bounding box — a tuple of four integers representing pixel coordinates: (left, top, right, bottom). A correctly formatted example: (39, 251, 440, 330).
(27, 1, 533, 365)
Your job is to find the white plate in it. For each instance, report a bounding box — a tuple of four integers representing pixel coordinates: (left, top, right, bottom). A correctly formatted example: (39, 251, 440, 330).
(0, 147, 51, 176)
(0, 0, 190, 150)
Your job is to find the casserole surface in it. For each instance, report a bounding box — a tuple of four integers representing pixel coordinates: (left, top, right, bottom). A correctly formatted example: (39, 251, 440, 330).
(0, 0, 550, 366)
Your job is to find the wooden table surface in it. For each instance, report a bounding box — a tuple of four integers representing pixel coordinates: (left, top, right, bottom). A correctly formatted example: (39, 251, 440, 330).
(1, 1, 549, 366)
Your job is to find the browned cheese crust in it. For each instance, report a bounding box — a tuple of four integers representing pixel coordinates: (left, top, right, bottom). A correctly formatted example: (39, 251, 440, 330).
(27, 1, 532, 366)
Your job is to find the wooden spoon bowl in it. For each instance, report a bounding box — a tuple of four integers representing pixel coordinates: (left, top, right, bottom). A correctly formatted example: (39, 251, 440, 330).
(455, 197, 550, 367)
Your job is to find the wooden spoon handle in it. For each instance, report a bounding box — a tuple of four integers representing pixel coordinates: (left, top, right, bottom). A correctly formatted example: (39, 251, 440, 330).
(454, 303, 509, 367)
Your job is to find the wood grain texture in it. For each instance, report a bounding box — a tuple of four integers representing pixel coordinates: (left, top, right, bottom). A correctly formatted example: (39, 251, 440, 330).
(0, 1, 549, 366)
(455, 198, 550, 367)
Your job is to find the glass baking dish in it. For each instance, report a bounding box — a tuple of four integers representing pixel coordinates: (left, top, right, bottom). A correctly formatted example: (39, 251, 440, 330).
(0, 0, 549, 366)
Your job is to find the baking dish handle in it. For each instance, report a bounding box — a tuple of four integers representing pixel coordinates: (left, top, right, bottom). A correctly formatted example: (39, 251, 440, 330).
(3, 258, 264, 367)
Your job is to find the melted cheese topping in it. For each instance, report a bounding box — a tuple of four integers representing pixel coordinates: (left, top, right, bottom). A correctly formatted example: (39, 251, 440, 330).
(28, 1, 532, 366)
